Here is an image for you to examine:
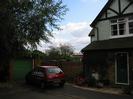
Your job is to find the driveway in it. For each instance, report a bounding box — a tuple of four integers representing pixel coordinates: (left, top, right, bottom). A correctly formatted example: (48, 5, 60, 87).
(0, 82, 133, 99)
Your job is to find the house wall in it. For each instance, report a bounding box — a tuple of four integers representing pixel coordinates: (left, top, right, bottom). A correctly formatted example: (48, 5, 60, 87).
(91, 29, 98, 42)
(123, 1, 133, 14)
(108, 0, 133, 17)
(107, 0, 118, 17)
(108, 64, 115, 85)
(96, 20, 111, 41)
(106, 52, 115, 85)
(121, 0, 129, 12)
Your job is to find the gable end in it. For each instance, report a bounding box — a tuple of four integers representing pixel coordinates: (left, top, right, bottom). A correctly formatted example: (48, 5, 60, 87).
(91, 0, 133, 27)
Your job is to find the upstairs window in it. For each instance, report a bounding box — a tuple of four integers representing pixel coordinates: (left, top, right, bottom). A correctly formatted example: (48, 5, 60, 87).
(111, 18, 126, 36)
(128, 16, 133, 34)
(110, 16, 133, 38)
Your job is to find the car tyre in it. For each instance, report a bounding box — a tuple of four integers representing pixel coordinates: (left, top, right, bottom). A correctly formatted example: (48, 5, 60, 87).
(59, 82, 65, 87)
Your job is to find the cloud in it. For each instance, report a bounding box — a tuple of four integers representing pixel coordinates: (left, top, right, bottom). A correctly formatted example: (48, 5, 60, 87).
(38, 22, 91, 53)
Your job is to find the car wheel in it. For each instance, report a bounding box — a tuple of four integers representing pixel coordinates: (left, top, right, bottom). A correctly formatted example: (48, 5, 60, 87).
(59, 82, 65, 87)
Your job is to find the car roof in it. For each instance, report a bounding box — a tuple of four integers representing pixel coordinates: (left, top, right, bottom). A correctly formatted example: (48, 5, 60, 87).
(39, 66, 58, 68)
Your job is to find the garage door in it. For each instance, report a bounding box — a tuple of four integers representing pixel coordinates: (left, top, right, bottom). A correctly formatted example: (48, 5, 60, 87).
(13, 59, 32, 80)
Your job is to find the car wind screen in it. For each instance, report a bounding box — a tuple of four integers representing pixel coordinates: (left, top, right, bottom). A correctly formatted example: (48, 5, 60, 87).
(47, 68, 63, 74)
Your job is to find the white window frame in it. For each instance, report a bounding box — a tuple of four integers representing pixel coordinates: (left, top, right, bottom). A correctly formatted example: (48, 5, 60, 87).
(110, 16, 133, 38)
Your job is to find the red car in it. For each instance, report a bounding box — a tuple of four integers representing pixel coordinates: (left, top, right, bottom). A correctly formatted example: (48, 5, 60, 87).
(25, 66, 65, 88)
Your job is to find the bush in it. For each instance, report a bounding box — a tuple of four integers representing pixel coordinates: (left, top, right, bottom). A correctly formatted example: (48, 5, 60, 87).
(87, 77, 97, 87)
(122, 85, 132, 94)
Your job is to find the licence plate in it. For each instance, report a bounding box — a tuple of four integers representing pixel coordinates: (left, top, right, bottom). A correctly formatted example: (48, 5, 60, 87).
(54, 79, 60, 83)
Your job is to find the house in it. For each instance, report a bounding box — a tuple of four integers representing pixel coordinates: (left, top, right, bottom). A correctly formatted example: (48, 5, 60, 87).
(82, 0, 133, 86)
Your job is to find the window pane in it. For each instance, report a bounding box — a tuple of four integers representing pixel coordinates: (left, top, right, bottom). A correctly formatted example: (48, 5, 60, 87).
(129, 22, 133, 34)
(119, 23, 125, 29)
(47, 68, 63, 74)
(111, 24, 117, 30)
(111, 24, 118, 36)
(119, 23, 125, 35)
(129, 29, 133, 34)
(119, 30, 125, 35)
(129, 16, 133, 20)
(112, 30, 118, 36)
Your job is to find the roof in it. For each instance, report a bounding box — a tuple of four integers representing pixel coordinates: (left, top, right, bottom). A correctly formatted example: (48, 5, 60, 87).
(90, 0, 113, 27)
(81, 37, 133, 52)
(89, 29, 95, 36)
(90, 0, 133, 27)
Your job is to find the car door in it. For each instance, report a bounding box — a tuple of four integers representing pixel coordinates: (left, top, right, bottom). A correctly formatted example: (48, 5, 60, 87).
(35, 68, 45, 84)
(31, 68, 39, 84)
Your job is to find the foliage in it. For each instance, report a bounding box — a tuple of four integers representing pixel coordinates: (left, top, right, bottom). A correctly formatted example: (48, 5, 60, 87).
(0, 0, 67, 54)
(0, 0, 67, 81)
(87, 77, 97, 87)
(45, 44, 74, 61)
(32, 50, 46, 58)
(16, 49, 46, 59)
(59, 44, 73, 56)
(122, 85, 132, 94)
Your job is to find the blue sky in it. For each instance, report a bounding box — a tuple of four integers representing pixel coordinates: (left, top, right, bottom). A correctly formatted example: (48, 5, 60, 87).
(62, 0, 107, 24)
(38, 0, 108, 53)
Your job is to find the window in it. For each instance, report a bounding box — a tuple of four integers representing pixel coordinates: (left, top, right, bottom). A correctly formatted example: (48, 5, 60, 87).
(129, 22, 133, 34)
(128, 16, 133, 34)
(47, 68, 63, 74)
(111, 18, 126, 36)
(110, 16, 133, 37)
(111, 24, 118, 36)
(119, 23, 126, 35)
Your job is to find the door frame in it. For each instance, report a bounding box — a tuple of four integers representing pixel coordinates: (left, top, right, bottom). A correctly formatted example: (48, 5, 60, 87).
(115, 52, 129, 85)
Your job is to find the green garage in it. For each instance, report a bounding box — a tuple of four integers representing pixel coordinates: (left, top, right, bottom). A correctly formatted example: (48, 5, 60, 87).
(13, 59, 33, 80)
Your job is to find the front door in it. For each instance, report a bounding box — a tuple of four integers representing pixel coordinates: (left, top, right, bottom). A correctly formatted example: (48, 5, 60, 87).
(115, 52, 129, 85)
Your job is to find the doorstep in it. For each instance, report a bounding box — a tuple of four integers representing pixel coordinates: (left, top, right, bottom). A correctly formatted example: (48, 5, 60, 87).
(67, 83, 125, 95)
(74, 85, 123, 95)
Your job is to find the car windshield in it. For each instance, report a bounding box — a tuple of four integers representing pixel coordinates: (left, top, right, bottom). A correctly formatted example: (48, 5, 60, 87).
(47, 68, 63, 74)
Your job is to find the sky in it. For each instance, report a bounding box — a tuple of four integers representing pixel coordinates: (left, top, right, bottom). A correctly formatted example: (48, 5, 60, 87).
(38, 0, 108, 53)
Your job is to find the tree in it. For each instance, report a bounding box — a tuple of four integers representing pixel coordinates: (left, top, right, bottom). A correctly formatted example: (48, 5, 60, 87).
(45, 46, 61, 60)
(59, 44, 74, 56)
(45, 44, 74, 61)
(0, 0, 67, 81)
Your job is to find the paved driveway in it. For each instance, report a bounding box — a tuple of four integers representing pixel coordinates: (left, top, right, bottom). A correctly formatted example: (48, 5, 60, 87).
(0, 83, 133, 99)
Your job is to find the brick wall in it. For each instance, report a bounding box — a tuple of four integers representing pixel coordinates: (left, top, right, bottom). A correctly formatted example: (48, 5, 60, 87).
(42, 61, 83, 82)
